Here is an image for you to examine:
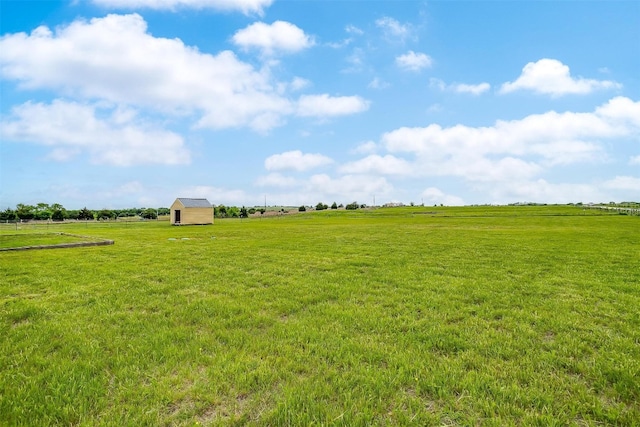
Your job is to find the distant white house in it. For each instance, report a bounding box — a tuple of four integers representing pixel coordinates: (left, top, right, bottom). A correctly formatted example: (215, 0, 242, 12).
(170, 198, 213, 225)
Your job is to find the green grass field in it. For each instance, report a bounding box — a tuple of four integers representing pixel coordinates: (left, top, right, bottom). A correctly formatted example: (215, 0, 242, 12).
(1, 206, 639, 425)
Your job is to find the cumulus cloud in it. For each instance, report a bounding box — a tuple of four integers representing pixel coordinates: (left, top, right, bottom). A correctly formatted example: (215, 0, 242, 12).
(232, 21, 315, 56)
(602, 176, 640, 191)
(500, 58, 621, 96)
(430, 78, 490, 95)
(308, 174, 393, 200)
(339, 154, 413, 175)
(296, 94, 370, 117)
(384, 97, 639, 162)
(336, 97, 640, 186)
(264, 150, 333, 172)
(0, 14, 289, 131)
(92, 0, 273, 15)
(0, 14, 365, 135)
(0, 100, 190, 166)
(395, 51, 432, 72)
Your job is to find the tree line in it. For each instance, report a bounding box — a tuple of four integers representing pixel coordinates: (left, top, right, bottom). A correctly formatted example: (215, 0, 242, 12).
(1, 201, 370, 222)
(0, 203, 170, 222)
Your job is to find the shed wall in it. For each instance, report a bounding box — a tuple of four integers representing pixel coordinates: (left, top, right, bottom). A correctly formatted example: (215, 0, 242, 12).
(170, 200, 213, 225)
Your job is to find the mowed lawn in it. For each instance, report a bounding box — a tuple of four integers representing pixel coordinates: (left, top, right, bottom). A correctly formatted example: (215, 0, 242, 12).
(1, 206, 638, 425)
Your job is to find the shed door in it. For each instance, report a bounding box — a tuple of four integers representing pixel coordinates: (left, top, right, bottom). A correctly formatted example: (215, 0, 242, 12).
(175, 210, 181, 224)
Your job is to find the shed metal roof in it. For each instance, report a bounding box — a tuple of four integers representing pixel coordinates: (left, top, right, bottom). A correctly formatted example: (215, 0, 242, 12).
(177, 198, 212, 208)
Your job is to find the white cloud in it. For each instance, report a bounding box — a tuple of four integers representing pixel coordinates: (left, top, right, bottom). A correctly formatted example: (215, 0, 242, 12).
(430, 78, 490, 95)
(249, 173, 393, 207)
(339, 154, 413, 175)
(351, 141, 379, 155)
(232, 21, 314, 56)
(375, 17, 411, 41)
(264, 150, 333, 172)
(453, 82, 491, 95)
(0, 14, 366, 134)
(602, 176, 640, 191)
(595, 96, 640, 127)
(179, 185, 248, 206)
(500, 58, 621, 96)
(383, 97, 640, 163)
(307, 174, 393, 200)
(289, 77, 310, 92)
(297, 94, 370, 117)
(0, 100, 190, 166)
(630, 155, 640, 165)
(421, 187, 464, 206)
(338, 97, 640, 185)
(0, 14, 289, 131)
(395, 51, 432, 72)
(92, 0, 273, 15)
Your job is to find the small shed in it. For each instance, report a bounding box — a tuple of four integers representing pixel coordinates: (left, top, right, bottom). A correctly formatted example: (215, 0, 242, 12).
(170, 198, 214, 225)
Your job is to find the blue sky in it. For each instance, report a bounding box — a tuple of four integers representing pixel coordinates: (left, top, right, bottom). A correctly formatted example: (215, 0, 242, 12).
(1, 0, 639, 209)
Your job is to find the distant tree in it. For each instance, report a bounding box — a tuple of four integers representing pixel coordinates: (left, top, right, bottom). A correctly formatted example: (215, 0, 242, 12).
(248, 208, 256, 215)
(345, 202, 359, 210)
(158, 207, 170, 216)
(0, 208, 17, 221)
(240, 206, 248, 218)
(259, 208, 266, 216)
(141, 208, 157, 219)
(51, 208, 66, 221)
(97, 209, 114, 220)
(331, 202, 338, 210)
(77, 207, 93, 220)
(227, 206, 239, 218)
(338, 203, 344, 208)
(214, 205, 227, 218)
(16, 204, 35, 221)
(34, 202, 51, 220)
(299, 205, 306, 212)
(316, 202, 328, 211)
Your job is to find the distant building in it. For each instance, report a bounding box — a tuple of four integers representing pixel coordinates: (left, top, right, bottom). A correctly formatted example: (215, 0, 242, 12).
(170, 198, 213, 225)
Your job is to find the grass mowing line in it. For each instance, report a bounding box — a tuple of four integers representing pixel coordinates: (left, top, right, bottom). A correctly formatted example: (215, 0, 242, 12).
(0, 232, 114, 251)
